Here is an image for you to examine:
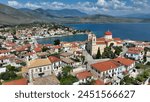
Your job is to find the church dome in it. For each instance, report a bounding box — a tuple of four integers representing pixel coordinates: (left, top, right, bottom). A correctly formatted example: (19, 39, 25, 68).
(105, 31, 112, 35)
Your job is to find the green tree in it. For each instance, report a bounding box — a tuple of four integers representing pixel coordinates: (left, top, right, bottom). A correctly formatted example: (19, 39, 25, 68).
(109, 43, 114, 48)
(6, 65, 16, 72)
(0, 72, 10, 80)
(9, 71, 17, 79)
(81, 55, 85, 64)
(144, 47, 150, 54)
(114, 46, 123, 56)
(142, 71, 149, 79)
(102, 47, 115, 59)
(120, 75, 135, 85)
(42, 46, 49, 52)
(143, 55, 147, 63)
(96, 47, 101, 59)
(11, 29, 16, 35)
(54, 39, 60, 45)
(20, 62, 26, 66)
(62, 66, 72, 76)
(136, 75, 144, 82)
(60, 75, 78, 85)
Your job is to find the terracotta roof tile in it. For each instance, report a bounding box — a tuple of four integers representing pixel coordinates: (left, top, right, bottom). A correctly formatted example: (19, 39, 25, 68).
(91, 60, 121, 72)
(3, 78, 28, 85)
(0, 50, 10, 54)
(105, 31, 112, 35)
(94, 79, 105, 85)
(76, 71, 93, 80)
(48, 56, 61, 63)
(113, 57, 135, 67)
(34, 47, 42, 52)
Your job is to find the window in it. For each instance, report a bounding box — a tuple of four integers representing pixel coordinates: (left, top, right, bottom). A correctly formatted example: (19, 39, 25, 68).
(35, 69, 38, 72)
(44, 67, 46, 70)
(39, 68, 42, 72)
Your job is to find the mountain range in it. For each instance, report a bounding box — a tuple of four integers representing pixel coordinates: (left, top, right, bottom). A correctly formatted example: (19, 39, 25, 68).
(0, 3, 150, 25)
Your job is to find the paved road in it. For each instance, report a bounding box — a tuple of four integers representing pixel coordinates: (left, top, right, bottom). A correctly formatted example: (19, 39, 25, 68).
(120, 46, 128, 57)
(82, 50, 110, 70)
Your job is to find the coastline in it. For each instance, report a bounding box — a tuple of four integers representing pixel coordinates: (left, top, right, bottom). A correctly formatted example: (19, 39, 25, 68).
(35, 32, 89, 40)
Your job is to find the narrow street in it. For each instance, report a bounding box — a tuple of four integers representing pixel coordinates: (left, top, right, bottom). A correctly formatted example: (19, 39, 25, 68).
(82, 50, 110, 70)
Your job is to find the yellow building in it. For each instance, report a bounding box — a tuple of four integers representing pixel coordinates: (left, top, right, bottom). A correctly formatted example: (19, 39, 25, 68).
(86, 31, 123, 56)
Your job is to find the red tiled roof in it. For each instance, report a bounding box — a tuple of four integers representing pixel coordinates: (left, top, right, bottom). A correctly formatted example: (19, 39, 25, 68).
(91, 60, 121, 72)
(0, 50, 10, 54)
(34, 47, 42, 52)
(36, 44, 43, 48)
(128, 47, 144, 51)
(105, 31, 112, 35)
(53, 46, 61, 49)
(5, 42, 16, 47)
(76, 71, 93, 80)
(0, 56, 9, 60)
(96, 41, 106, 45)
(113, 57, 135, 67)
(24, 44, 31, 48)
(127, 47, 143, 54)
(113, 38, 122, 41)
(45, 44, 52, 47)
(48, 56, 61, 63)
(26, 52, 35, 56)
(94, 79, 105, 85)
(117, 42, 122, 44)
(16, 46, 26, 52)
(97, 37, 105, 41)
(127, 50, 141, 54)
(96, 37, 106, 45)
(72, 44, 78, 48)
(3, 78, 28, 85)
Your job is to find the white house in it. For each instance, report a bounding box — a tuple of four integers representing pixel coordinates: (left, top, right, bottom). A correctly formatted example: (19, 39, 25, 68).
(48, 56, 62, 75)
(27, 58, 52, 82)
(0, 50, 10, 56)
(0, 56, 10, 65)
(0, 67, 6, 74)
(76, 71, 93, 84)
(24, 56, 62, 82)
(25, 52, 37, 61)
(113, 57, 135, 73)
(90, 57, 135, 79)
(125, 47, 144, 61)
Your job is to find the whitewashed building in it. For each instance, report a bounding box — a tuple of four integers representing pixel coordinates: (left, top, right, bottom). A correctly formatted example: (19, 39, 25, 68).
(90, 57, 135, 79)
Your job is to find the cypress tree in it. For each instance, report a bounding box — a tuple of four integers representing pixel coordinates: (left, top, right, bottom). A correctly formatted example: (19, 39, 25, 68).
(96, 47, 101, 59)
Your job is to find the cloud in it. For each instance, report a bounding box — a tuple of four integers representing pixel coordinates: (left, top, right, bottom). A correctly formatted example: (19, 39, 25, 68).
(8, 1, 41, 9)
(7, 0, 150, 15)
(97, 0, 132, 10)
(97, 0, 106, 6)
(25, 2, 41, 9)
(8, 0, 22, 8)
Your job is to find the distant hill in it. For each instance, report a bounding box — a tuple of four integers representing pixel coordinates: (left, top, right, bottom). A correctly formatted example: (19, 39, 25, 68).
(80, 14, 143, 23)
(0, 3, 37, 24)
(0, 3, 150, 25)
(120, 13, 150, 19)
(19, 8, 88, 17)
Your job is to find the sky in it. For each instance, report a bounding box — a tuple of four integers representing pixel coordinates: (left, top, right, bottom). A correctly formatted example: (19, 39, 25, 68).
(0, 0, 150, 16)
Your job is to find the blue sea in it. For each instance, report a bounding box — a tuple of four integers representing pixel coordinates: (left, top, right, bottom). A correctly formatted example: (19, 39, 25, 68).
(37, 23, 150, 44)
